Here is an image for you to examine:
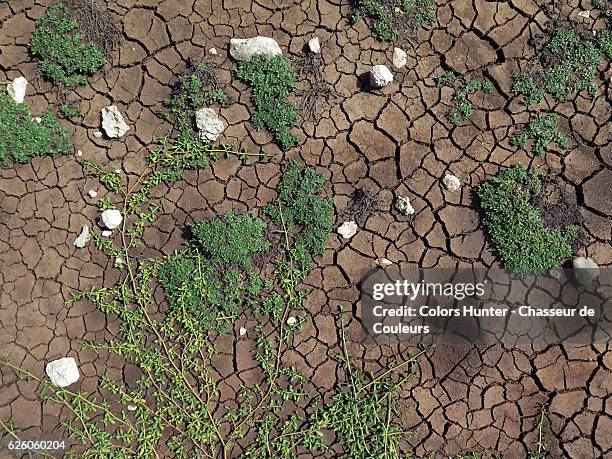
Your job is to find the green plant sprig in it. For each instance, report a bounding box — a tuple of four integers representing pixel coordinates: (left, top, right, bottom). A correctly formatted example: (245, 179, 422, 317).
(435, 70, 492, 125)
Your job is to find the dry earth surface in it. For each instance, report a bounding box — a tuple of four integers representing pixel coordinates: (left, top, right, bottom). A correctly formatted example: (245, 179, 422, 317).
(0, 0, 611, 457)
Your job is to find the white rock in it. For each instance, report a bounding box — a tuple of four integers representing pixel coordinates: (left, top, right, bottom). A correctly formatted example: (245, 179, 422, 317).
(239, 327, 247, 336)
(73, 225, 90, 248)
(46, 357, 79, 387)
(377, 258, 393, 267)
(101, 209, 123, 230)
(392, 47, 408, 69)
(209, 47, 218, 55)
(286, 316, 297, 325)
(101, 105, 129, 138)
(395, 196, 415, 216)
(93, 131, 103, 138)
(102, 230, 112, 237)
(578, 10, 590, 18)
(195, 107, 225, 142)
(549, 269, 562, 280)
(573, 257, 600, 287)
(32, 117, 42, 123)
(229, 36, 282, 61)
(88, 190, 98, 198)
(127, 404, 137, 411)
(442, 174, 461, 192)
(114, 169, 122, 174)
(115, 256, 124, 266)
(308, 37, 321, 53)
(76, 150, 83, 157)
(370, 65, 394, 88)
(337, 221, 358, 239)
(6, 76, 28, 103)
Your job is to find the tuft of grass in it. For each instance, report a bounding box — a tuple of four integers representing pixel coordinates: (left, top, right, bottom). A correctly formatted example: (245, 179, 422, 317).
(29, 2, 106, 87)
(0, 86, 72, 166)
(351, 0, 436, 42)
(511, 113, 567, 156)
(236, 54, 300, 150)
(477, 164, 577, 275)
(435, 70, 492, 125)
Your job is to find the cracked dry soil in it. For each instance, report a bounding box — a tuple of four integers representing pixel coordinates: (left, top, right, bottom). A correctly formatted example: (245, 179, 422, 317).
(0, 0, 611, 457)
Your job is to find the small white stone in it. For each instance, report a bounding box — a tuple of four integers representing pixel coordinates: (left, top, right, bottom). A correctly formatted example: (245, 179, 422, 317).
(286, 316, 297, 325)
(6, 76, 28, 103)
(308, 37, 321, 54)
(395, 196, 415, 216)
(239, 327, 247, 336)
(73, 225, 90, 248)
(229, 36, 282, 61)
(549, 269, 562, 280)
(101, 105, 130, 138)
(93, 131, 103, 138)
(578, 10, 590, 18)
(114, 169, 122, 174)
(377, 258, 393, 267)
(337, 221, 358, 239)
(573, 257, 600, 287)
(32, 117, 42, 123)
(46, 357, 79, 387)
(442, 174, 461, 192)
(195, 107, 225, 142)
(102, 230, 112, 237)
(87, 190, 98, 198)
(76, 150, 83, 157)
(101, 209, 123, 230)
(127, 404, 138, 411)
(370, 64, 394, 88)
(209, 47, 218, 55)
(392, 47, 408, 69)
(115, 256, 124, 266)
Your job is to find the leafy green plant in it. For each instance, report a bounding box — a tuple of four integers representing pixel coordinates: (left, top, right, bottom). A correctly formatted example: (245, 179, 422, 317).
(435, 70, 492, 125)
(351, 0, 437, 42)
(266, 159, 334, 269)
(59, 102, 84, 118)
(0, 86, 72, 166)
(511, 113, 567, 156)
(236, 54, 300, 150)
(513, 27, 611, 105)
(158, 212, 268, 332)
(477, 164, 577, 275)
(29, 2, 106, 87)
(161, 61, 228, 134)
(512, 73, 544, 105)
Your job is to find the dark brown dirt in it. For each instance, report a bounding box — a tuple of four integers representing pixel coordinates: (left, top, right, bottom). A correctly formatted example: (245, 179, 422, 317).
(0, 0, 610, 458)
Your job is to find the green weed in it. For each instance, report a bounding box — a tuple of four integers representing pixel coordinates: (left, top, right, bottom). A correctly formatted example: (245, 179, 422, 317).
(0, 86, 72, 166)
(511, 113, 567, 156)
(351, 0, 436, 42)
(435, 70, 492, 125)
(236, 54, 300, 150)
(29, 2, 106, 87)
(477, 164, 576, 275)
